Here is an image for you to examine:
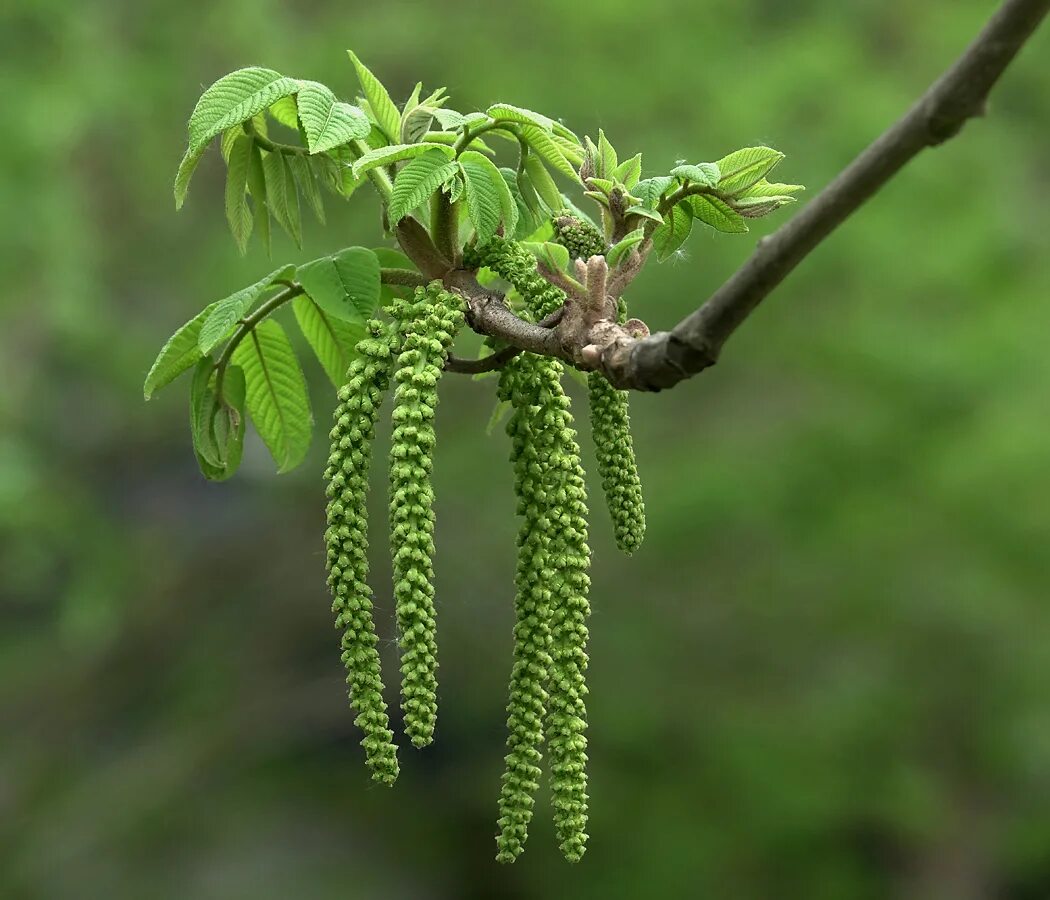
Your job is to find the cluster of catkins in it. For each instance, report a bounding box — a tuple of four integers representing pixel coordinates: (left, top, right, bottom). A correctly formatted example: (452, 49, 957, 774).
(323, 240, 646, 862)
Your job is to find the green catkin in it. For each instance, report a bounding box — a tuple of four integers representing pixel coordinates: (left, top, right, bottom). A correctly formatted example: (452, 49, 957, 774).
(553, 211, 606, 260)
(538, 364, 592, 862)
(464, 237, 566, 320)
(388, 282, 465, 748)
(494, 355, 554, 863)
(324, 318, 401, 785)
(588, 299, 645, 554)
(474, 238, 592, 861)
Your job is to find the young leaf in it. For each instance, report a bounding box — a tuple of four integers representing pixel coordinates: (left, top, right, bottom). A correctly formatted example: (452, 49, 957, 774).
(351, 142, 453, 178)
(388, 150, 459, 225)
(624, 205, 664, 225)
(176, 68, 300, 204)
(262, 152, 302, 246)
(486, 103, 553, 132)
(347, 51, 401, 144)
(729, 195, 798, 218)
(297, 247, 380, 322)
(296, 81, 371, 153)
(268, 95, 300, 129)
(187, 68, 299, 154)
(606, 229, 645, 267)
(633, 176, 675, 208)
(198, 264, 296, 354)
(288, 154, 325, 224)
(430, 108, 466, 130)
(652, 202, 693, 260)
(737, 179, 805, 199)
(517, 124, 578, 181)
(550, 133, 585, 167)
(232, 318, 313, 473)
(190, 358, 225, 478)
(224, 134, 254, 254)
(687, 194, 749, 233)
(597, 129, 617, 177)
(523, 154, 562, 212)
(715, 146, 784, 195)
(144, 301, 219, 399)
(499, 168, 537, 240)
(612, 153, 643, 189)
(247, 143, 271, 255)
(671, 162, 720, 187)
(292, 293, 365, 387)
(459, 150, 504, 245)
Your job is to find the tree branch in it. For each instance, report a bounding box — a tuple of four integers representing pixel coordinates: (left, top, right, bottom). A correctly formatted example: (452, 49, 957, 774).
(444, 309, 565, 374)
(600, 0, 1048, 391)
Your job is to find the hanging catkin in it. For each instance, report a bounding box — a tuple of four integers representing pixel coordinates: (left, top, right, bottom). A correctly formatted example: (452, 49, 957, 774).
(588, 300, 645, 554)
(494, 354, 554, 862)
(388, 282, 465, 747)
(537, 360, 592, 862)
(324, 318, 401, 785)
(473, 237, 593, 861)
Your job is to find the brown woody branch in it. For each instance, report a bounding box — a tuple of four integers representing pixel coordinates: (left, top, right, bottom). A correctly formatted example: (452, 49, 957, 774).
(599, 0, 1049, 390)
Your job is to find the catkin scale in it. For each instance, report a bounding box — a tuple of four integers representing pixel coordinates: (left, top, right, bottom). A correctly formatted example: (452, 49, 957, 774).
(388, 283, 465, 748)
(324, 319, 400, 785)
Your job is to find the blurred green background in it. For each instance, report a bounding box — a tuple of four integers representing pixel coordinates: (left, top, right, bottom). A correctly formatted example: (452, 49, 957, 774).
(3, 1, 1049, 897)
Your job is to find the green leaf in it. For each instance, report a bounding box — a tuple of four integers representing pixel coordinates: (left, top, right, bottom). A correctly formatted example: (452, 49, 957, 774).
(190, 358, 225, 477)
(551, 133, 585, 167)
(297, 247, 380, 322)
(232, 319, 313, 473)
(347, 51, 401, 144)
(517, 124, 578, 180)
(737, 179, 805, 199)
(612, 153, 642, 189)
(292, 294, 365, 387)
(633, 176, 674, 208)
(174, 147, 205, 209)
(247, 143, 271, 255)
(671, 162, 720, 187)
(624, 205, 663, 225)
(522, 241, 570, 273)
(459, 150, 504, 245)
(597, 129, 617, 178)
(499, 168, 539, 240)
(729, 195, 797, 218)
(268, 95, 299, 129)
(186, 67, 299, 156)
(198, 264, 296, 354)
(687, 194, 749, 233)
(388, 150, 459, 225)
(430, 107, 465, 130)
(287, 154, 325, 224)
(189, 360, 246, 480)
(715, 146, 784, 195)
(296, 81, 371, 153)
(262, 151, 302, 247)
(606, 229, 645, 267)
(224, 135, 254, 254)
(585, 176, 615, 196)
(524, 154, 562, 212)
(144, 301, 219, 399)
(486, 103, 553, 131)
(652, 202, 693, 260)
(351, 142, 453, 179)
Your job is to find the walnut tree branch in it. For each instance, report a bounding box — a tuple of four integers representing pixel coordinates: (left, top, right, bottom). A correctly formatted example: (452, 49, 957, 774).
(600, 0, 1048, 390)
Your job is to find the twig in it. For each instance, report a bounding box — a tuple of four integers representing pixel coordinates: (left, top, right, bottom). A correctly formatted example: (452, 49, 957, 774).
(601, 0, 1049, 390)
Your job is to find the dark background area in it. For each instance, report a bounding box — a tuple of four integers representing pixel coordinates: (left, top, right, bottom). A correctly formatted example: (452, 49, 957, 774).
(2, 1, 1049, 897)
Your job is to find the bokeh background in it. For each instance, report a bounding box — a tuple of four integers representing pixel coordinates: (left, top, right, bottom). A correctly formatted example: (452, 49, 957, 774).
(3, 1, 1049, 897)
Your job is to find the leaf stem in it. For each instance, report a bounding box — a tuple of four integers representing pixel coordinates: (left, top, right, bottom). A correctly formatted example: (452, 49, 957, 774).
(215, 284, 304, 400)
